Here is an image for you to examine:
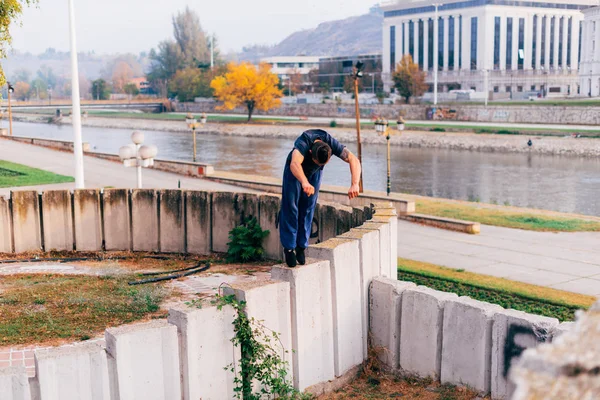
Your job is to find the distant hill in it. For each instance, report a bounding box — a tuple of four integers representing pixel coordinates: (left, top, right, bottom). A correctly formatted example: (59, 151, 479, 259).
(237, 7, 383, 62)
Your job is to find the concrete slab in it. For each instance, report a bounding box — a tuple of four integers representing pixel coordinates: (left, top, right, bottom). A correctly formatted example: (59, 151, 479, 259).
(259, 194, 283, 261)
(400, 286, 458, 379)
(271, 259, 335, 391)
(356, 222, 391, 278)
(102, 189, 131, 251)
(318, 203, 338, 242)
(307, 238, 363, 376)
(184, 190, 211, 255)
(168, 304, 239, 400)
(0, 366, 31, 400)
(373, 206, 398, 279)
(369, 277, 416, 370)
(551, 322, 575, 339)
(35, 342, 110, 400)
(505, 270, 578, 287)
(131, 189, 159, 252)
(441, 297, 503, 395)
(0, 195, 14, 253)
(212, 192, 259, 253)
(105, 320, 181, 400)
(339, 227, 381, 359)
(158, 190, 185, 253)
(73, 189, 102, 251)
(11, 191, 41, 253)
(491, 309, 558, 399)
(40, 190, 73, 252)
(335, 205, 354, 236)
(549, 278, 600, 296)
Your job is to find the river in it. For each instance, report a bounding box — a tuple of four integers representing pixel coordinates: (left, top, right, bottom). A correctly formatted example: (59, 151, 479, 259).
(8, 121, 600, 216)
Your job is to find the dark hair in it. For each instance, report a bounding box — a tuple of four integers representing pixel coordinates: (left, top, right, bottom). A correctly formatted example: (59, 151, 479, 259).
(311, 141, 332, 164)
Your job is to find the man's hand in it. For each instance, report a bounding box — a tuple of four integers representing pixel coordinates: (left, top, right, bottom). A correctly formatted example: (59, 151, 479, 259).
(348, 183, 360, 200)
(303, 181, 315, 197)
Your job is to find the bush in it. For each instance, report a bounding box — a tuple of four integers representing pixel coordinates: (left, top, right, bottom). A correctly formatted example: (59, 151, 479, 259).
(497, 129, 518, 135)
(330, 120, 338, 128)
(227, 217, 270, 262)
(430, 127, 446, 132)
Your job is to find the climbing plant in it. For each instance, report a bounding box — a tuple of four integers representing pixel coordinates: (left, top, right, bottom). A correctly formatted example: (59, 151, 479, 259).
(212, 293, 310, 399)
(226, 216, 269, 263)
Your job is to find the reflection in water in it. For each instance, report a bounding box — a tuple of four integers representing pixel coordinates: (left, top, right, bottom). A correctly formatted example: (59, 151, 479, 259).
(8, 121, 600, 216)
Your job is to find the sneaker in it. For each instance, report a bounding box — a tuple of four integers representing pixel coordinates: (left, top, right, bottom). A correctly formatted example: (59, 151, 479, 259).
(296, 247, 306, 265)
(284, 249, 297, 268)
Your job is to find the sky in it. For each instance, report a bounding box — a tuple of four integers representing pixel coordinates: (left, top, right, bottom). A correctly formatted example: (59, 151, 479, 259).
(10, 0, 376, 55)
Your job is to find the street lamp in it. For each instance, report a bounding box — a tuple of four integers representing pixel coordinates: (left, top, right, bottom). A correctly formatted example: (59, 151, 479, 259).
(7, 83, 14, 137)
(353, 60, 365, 192)
(185, 113, 206, 162)
(118, 131, 158, 189)
(374, 118, 394, 196)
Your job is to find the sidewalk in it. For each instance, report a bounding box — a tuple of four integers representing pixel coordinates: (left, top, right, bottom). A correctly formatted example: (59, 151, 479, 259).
(398, 220, 600, 297)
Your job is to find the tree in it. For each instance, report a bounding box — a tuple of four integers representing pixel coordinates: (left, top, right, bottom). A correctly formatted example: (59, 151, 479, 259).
(91, 79, 111, 100)
(112, 61, 134, 93)
(392, 55, 427, 103)
(29, 78, 47, 100)
(211, 62, 283, 121)
(123, 83, 140, 97)
(12, 68, 31, 83)
(14, 81, 29, 100)
(172, 7, 210, 68)
(0, 1, 37, 87)
(287, 68, 303, 96)
(169, 67, 221, 102)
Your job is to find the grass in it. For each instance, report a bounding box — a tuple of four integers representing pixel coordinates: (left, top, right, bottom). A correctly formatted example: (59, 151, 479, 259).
(397, 258, 596, 321)
(0, 274, 166, 346)
(0, 160, 74, 188)
(414, 198, 600, 232)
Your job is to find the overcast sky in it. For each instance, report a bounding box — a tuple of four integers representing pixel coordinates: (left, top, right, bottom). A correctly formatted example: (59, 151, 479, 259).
(10, 0, 376, 55)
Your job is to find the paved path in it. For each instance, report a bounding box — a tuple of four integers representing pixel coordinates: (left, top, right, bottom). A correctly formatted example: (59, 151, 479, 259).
(398, 220, 600, 297)
(0, 139, 253, 196)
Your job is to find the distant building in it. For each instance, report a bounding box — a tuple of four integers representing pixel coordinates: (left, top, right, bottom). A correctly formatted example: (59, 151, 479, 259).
(382, 0, 597, 98)
(128, 77, 152, 95)
(318, 54, 383, 93)
(260, 56, 320, 85)
(580, 6, 600, 96)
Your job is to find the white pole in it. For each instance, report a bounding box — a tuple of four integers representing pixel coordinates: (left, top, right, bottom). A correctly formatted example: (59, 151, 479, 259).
(68, 0, 85, 189)
(433, 3, 440, 105)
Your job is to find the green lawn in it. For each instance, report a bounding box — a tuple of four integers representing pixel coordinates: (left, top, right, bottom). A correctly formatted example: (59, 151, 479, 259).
(0, 160, 74, 188)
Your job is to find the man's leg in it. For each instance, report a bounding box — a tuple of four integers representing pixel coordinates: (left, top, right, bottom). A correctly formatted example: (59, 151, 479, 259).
(280, 165, 301, 266)
(296, 170, 323, 259)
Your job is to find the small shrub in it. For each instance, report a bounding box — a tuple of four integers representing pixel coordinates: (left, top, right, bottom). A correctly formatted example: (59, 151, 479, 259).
(497, 129, 518, 135)
(330, 120, 338, 128)
(430, 127, 446, 132)
(227, 216, 270, 263)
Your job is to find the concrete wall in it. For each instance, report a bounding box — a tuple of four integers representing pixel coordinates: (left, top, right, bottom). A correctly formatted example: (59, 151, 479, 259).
(211, 192, 259, 253)
(11, 191, 41, 253)
(0, 195, 14, 253)
(0, 366, 31, 400)
(131, 189, 159, 252)
(158, 190, 185, 253)
(41, 190, 73, 251)
(102, 189, 131, 251)
(74, 189, 103, 251)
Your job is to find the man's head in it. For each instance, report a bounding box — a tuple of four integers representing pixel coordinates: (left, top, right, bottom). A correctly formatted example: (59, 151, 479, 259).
(310, 141, 332, 166)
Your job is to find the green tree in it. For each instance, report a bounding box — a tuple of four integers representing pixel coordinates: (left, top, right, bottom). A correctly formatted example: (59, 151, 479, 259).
(29, 78, 47, 100)
(169, 67, 221, 102)
(0, 1, 37, 87)
(392, 54, 427, 103)
(123, 83, 140, 97)
(91, 79, 111, 100)
(172, 7, 210, 68)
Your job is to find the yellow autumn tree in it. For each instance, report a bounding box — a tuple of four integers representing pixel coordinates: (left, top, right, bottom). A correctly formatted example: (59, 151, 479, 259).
(0, 1, 37, 87)
(211, 62, 283, 121)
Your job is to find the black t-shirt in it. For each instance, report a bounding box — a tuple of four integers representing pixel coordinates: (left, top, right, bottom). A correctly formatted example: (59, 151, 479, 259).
(287, 129, 346, 178)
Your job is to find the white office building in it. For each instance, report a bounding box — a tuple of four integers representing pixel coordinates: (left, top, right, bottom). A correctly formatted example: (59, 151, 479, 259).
(580, 6, 600, 96)
(382, 0, 597, 99)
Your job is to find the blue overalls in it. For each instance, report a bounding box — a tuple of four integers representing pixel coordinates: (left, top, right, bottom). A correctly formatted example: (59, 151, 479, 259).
(279, 130, 345, 251)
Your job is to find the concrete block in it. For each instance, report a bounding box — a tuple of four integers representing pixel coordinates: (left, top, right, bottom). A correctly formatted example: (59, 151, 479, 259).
(339, 228, 380, 359)
(491, 309, 558, 400)
(400, 286, 458, 379)
(309, 203, 320, 245)
(105, 320, 181, 400)
(318, 203, 338, 242)
(168, 304, 239, 400)
(0, 366, 31, 400)
(259, 194, 283, 261)
(371, 209, 398, 280)
(11, 191, 41, 253)
(307, 238, 362, 376)
(73, 189, 102, 251)
(355, 221, 391, 278)
(185, 191, 211, 255)
(35, 342, 110, 400)
(441, 297, 503, 394)
(364, 205, 374, 221)
(131, 189, 159, 252)
(369, 277, 416, 370)
(212, 192, 259, 253)
(0, 195, 13, 253)
(102, 189, 131, 251)
(224, 280, 293, 390)
(158, 190, 185, 253)
(41, 190, 73, 252)
(552, 321, 575, 339)
(272, 259, 335, 391)
(352, 207, 365, 228)
(335, 205, 354, 236)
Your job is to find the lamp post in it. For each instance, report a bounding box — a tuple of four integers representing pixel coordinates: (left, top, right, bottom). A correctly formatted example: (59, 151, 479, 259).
(7, 83, 14, 137)
(48, 86, 53, 106)
(353, 61, 365, 192)
(185, 113, 207, 162)
(374, 117, 405, 196)
(118, 131, 158, 189)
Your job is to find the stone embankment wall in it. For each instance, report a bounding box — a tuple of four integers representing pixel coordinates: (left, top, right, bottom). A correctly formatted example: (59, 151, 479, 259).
(177, 101, 600, 126)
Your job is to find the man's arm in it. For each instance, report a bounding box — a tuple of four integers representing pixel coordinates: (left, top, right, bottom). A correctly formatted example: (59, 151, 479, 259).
(290, 149, 315, 196)
(340, 148, 361, 199)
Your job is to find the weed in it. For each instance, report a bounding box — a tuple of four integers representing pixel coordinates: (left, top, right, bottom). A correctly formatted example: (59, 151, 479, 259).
(227, 217, 269, 263)
(430, 127, 446, 132)
(330, 120, 338, 128)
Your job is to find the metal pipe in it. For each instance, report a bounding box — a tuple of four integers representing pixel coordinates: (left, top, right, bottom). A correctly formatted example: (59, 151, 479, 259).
(68, 0, 85, 189)
(192, 127, 197, 162)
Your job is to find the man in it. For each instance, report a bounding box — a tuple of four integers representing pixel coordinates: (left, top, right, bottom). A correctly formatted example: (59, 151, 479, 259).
(280, 129, 362, 267)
